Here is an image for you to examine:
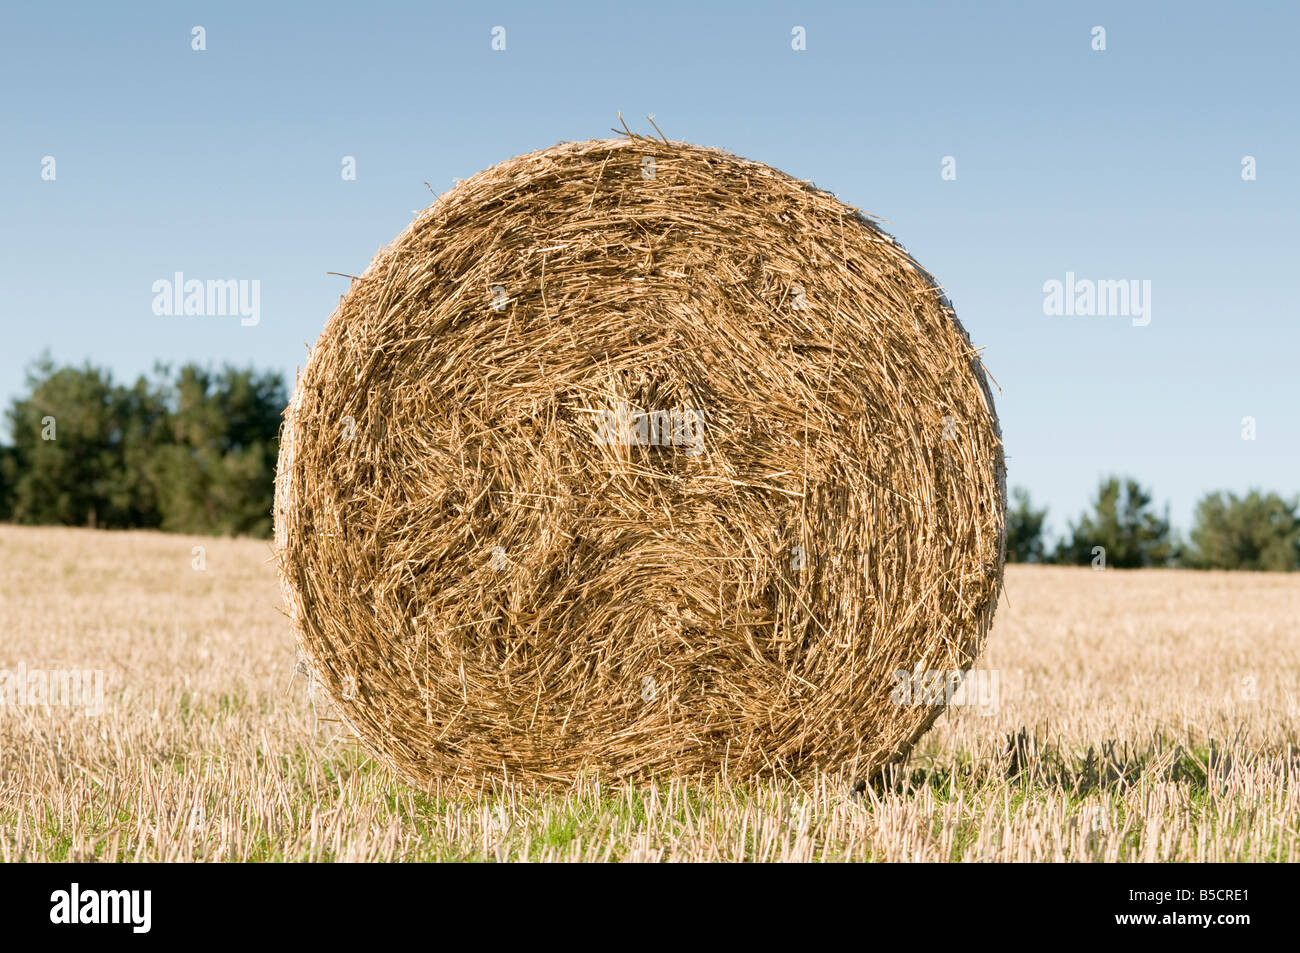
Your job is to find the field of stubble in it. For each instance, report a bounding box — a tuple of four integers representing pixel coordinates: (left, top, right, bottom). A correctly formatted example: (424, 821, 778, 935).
(0, 524, 1297, 862)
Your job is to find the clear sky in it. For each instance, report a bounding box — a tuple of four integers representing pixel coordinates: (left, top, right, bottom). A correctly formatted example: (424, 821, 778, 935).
(2, 0, 1296, 538)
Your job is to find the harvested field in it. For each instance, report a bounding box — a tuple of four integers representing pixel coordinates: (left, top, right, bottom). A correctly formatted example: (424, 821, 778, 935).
(1, 525, 1295, 861)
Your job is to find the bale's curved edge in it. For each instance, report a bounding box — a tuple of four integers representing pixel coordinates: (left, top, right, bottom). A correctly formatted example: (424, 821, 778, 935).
(271, 135, 1003, 790)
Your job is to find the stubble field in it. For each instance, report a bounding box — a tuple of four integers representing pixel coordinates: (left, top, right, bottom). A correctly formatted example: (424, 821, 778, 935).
(1, 524, 1297, 861)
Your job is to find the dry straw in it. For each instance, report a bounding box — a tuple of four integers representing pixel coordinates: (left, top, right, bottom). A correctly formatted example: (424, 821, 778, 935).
(275, 130, 1006, 787)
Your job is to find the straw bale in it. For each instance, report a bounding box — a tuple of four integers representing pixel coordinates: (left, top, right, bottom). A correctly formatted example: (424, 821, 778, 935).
(274, 134, 1006, 785)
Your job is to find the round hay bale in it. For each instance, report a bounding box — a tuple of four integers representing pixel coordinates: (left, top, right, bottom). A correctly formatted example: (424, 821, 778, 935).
(275, 134, 1005, 786)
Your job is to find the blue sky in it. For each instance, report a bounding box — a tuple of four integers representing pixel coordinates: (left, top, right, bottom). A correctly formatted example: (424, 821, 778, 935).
(2, 1, 1296, 537)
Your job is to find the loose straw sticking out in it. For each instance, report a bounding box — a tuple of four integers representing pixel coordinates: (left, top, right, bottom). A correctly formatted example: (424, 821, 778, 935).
(274, 135, 1006, 787)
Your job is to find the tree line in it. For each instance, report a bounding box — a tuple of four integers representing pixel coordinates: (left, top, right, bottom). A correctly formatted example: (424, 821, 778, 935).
(1007, 480, 1300, 571)
(0, 357, 284, 537)
(1, 358, 1296, 567)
